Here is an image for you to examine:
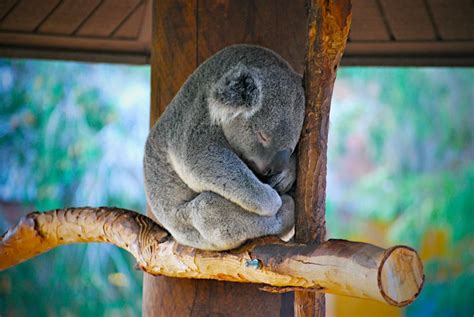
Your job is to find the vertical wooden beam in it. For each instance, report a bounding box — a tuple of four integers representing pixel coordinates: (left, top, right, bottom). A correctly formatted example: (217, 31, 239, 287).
(143, 0, 198, 315)
(148, 0, 197, 126)
(294, 1, 352, 316)
(143, 1, 293, 315)
(144, 0, 351, 315)
(197, 0, 307, 73)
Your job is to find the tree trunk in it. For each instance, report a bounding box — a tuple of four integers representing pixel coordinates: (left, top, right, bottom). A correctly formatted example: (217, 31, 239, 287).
(294, 1, 352, 316)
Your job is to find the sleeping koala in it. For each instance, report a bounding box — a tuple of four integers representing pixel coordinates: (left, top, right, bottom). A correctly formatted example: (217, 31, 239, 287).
(144, 45, 305, 250)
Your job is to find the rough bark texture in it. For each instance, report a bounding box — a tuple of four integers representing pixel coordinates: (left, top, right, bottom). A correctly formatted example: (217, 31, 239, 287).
(294, 0, 352, 316)
(0, 208, 424, 307)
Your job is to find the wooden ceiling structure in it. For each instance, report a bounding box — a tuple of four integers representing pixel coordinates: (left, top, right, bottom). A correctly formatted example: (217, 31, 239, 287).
(0, 0, 473, 67)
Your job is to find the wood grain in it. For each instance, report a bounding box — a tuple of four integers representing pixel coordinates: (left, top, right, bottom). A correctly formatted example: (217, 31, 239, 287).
(113, 2, 146, 39)
(149, 0, 197, 125)
(1, 0, 474, 66)
(38, 0, 101, 35)
(0, 0, 60, 31)
(379, 0, 435, 40)
(428, 0, 474, 40)
(144, 1, 200, 315)
(0, 0, 18, 21)
(197, 0, 307, 74)
(350, 0, 389, 41)
(76, 0, 141, 37)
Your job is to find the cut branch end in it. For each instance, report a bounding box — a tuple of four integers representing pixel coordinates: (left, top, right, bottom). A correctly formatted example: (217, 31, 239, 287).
(379, 246, 425, 307)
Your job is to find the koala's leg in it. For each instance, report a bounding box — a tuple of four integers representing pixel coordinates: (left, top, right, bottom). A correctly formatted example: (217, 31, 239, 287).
(173, 192, 295, 251)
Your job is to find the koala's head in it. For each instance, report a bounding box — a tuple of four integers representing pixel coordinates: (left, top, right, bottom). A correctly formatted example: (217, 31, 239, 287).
(208, 63, 305, 177)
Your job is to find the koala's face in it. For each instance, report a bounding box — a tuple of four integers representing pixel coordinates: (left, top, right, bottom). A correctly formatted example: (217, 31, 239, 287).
(209, 64, 305, 176)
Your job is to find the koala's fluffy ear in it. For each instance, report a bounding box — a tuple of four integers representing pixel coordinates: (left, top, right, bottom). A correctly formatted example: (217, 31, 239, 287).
(208, 64, 261, 124)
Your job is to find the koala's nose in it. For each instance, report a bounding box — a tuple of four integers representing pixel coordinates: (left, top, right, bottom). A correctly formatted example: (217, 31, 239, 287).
(267, 148, 291, 175)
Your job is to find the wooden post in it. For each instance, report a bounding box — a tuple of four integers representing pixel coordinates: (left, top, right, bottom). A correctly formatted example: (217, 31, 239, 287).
(143, 0, 292, 315)
(294, 1, 352, 316)
(143, 0, 351, 315)
(143, 1, 201, 315)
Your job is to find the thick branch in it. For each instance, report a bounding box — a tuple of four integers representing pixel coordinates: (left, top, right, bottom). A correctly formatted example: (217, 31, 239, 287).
(296, 0, 352, 243)
(295, 0, 352, 315)
(0, 208, 423, 307)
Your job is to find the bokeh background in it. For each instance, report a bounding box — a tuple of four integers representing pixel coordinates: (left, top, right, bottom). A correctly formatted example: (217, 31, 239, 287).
(0, 59, 472, 316)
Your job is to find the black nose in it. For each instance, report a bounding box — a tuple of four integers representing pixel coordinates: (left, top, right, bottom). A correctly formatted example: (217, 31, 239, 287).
(268, 148, 291, 175)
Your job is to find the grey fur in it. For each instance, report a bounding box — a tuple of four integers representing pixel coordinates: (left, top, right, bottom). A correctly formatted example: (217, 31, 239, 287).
(144, 45, 305, 250)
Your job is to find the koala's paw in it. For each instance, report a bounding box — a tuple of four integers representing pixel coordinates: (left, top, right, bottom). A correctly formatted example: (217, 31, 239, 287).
(276, 195, 295, 237)
(268, 167, 296, 194)
(253, 184, 282, 217)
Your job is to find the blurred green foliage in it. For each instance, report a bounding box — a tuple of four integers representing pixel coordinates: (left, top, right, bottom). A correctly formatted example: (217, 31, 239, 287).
(328, 68, 473, 317)
(0, 59, 149, 316)
(0, 59, 472, 317)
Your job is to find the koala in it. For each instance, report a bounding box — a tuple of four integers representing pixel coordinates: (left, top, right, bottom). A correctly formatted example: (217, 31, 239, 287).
(144, 45, 305, 251)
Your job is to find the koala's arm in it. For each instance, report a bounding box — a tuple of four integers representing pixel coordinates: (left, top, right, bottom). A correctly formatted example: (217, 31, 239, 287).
(169, 144, 282, 216)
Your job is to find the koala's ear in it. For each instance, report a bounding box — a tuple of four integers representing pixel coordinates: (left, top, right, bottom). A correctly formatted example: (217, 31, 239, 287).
(208, 64, 261, 124)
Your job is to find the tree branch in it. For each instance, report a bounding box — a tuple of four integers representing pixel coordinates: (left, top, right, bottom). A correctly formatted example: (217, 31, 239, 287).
(0, 207, 423, 307)
(295, 0, 352, 314)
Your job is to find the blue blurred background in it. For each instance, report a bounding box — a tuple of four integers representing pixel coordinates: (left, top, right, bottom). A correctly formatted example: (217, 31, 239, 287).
(0, 59, 472, 316)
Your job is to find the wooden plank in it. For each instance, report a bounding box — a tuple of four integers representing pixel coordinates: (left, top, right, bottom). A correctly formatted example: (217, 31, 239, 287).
(113, 2, 146, 39)
(38, 0, 101, 35)
(428, 0, 474, 40)
(197, 0, 307, 74)
(346, 41, 474, 56)
(343, 41, 474, 65)
(2, 35, 474, 67)
(379, 0, 435, 40)
(0, 0, 60, 32)
(76, 0, 141, 37)
(0, 32, 149, 52)
(0, 47, 150, 64)
(137, 0, 152, 43)
(1, 33, 474, 67)
(350, 0, 389, 41)
(342, 55, 474, 66)
(0, 0, 18, 21)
